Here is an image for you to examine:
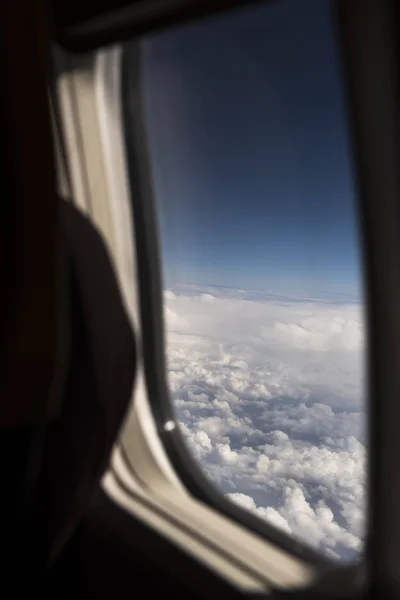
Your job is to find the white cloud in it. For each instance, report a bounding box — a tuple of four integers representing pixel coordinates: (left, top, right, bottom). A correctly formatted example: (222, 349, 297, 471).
(164, 306, 187, 330)
(163, 288, 366, 562)
(164, 290, 176, 301)
(200, 293, 216, 303)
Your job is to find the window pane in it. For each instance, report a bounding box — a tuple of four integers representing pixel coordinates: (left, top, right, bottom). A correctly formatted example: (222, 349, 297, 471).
(141, 0, 366, 563)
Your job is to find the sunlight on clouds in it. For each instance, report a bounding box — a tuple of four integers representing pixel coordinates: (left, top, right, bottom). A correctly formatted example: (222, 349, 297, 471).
(164, 288, 366, 562)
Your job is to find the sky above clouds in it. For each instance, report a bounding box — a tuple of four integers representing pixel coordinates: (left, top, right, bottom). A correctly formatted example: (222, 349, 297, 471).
(141, 0, 366, 562)
(142, 0, 363, 300)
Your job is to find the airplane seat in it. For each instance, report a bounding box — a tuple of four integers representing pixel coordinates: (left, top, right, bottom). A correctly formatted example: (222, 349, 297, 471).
(37, 197, 136, 574)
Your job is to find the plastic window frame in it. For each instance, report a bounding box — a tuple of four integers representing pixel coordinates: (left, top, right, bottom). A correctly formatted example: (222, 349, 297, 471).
(51, 0, 400, 596)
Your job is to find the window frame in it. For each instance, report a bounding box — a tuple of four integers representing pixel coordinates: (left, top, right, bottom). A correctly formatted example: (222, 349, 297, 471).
(52, 0, 400, 596)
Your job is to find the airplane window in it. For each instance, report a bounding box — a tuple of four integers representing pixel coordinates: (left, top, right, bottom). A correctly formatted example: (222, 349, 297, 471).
(137, 0, 366, 563)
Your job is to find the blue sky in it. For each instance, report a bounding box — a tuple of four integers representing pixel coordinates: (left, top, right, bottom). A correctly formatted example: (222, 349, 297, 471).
(141, 0, 363, 302)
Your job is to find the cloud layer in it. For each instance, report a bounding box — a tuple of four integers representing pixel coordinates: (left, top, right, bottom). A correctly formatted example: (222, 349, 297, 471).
(163, 286, 366, 562)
